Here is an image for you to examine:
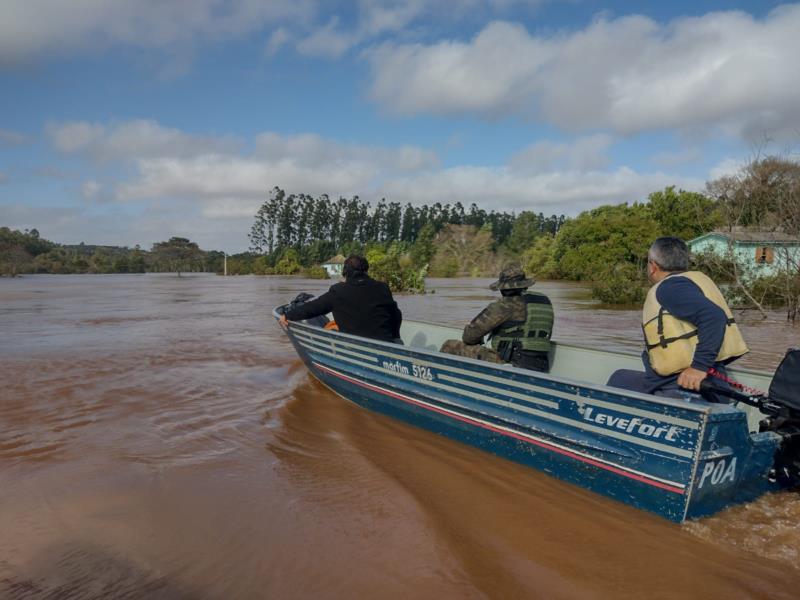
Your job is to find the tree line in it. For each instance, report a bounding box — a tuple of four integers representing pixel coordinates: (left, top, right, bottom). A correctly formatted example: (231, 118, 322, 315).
(0, 230, 223, 277)
(247, 187, 565, 268)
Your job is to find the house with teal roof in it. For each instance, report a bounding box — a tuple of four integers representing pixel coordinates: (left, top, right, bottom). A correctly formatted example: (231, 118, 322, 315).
(688, 230, 800, 277)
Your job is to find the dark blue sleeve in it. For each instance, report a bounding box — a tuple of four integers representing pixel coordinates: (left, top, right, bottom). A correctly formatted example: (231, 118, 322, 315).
(390, 301, 402, 338)
(655, 277, 727, 371)
(285, 289, 336, 321)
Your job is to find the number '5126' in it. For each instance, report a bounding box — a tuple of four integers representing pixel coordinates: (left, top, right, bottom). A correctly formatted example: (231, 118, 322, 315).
(412, 364, 433, 381)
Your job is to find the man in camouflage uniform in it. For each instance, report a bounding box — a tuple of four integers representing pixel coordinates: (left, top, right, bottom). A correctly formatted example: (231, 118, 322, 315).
(440, 265, 554, 372)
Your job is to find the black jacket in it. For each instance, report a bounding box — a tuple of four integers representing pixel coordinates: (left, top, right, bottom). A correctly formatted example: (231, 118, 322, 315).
(285, 275, 402, 342)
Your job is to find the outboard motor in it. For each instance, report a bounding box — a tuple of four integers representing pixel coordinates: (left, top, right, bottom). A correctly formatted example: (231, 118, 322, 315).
(761, 349, 800, 485)
(767, 348, 800, 414)
(702, 349, 800, 486)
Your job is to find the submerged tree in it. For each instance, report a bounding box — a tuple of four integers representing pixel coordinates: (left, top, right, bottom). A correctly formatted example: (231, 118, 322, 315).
(429, 224, 495, 277)
(151, 237, 204, 276)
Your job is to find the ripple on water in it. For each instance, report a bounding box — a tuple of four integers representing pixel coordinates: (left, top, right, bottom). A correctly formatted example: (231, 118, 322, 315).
(685, 491, 800, 567)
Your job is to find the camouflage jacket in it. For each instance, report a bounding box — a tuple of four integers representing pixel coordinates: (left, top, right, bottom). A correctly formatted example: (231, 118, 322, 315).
(462, 295, 529, 345)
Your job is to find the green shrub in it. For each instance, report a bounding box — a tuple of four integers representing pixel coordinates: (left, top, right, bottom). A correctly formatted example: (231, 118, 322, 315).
(274, 248, 302, 275)
(523, 234, 558, 279)
(551, 204, 660, 281)
(302, 265, 330, 279)
(590, 263, 647, 305)
(368, 245, 426, 293)
(428, 256, 459, 277)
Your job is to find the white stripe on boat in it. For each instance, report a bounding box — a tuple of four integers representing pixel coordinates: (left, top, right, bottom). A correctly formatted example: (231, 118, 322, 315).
(294, 332, 380, 363)
(313, 361, 686, 494)
(293, 325, 698, 430)
(292, 333, 695, 459)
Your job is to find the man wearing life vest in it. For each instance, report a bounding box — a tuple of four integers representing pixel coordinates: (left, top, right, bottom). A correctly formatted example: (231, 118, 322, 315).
(608, 237, 748, 398)
(440, 265, 554, 372)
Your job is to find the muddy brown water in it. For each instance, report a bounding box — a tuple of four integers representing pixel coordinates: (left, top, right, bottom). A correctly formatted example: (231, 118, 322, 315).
(1, 274, 799, 599)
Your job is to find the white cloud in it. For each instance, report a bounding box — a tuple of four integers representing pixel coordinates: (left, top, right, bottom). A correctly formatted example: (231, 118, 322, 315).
(38, 123, 439, 218)
(254, 132, 438, 171)
(45, 120, 704, 216)
(34, 119, 712, 250)
(116, 154, 374, 206)
(296, 17, 357, 58)
(265, 28, 292, 56)
(291, 0, 551, 60)
(376, 165, 703, 214)
(116, 131, 440, 210)
(0, 204, 85, 238)
(358, 0, 426, 34)
(367, 21, 550, 116)
(32, 166, 79, 180)
(0, 200, 236, 251)
(708, 157, 745, 180)
(0, 0, 315, 65)
(509, 134, 614, 174)
(0, 129, 30, 146)
(0, 0, 550, 66)
(48, 120, 239, 162)
(81, 179, 102, 200)
(293, 1, 445, 58)
(651, 148, 703, 168)
(365, 6, 800, 138)
(104, 127, 689, 217)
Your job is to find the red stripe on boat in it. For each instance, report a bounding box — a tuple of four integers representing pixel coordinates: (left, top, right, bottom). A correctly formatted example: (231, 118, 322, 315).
(313, 362, 685, 495)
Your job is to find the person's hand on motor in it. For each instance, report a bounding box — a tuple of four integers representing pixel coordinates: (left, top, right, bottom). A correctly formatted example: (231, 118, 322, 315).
(677, 367, 708, 391)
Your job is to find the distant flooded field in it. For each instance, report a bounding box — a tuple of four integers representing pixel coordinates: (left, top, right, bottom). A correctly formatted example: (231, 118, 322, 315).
(1, 274, 798, 599)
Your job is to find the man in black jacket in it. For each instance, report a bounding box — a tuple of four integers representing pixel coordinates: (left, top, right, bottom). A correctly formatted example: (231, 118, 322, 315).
(279, 255, 403, 343)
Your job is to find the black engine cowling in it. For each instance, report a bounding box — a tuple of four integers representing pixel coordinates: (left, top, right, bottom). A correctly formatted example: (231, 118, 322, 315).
(768, 348, 800, 412)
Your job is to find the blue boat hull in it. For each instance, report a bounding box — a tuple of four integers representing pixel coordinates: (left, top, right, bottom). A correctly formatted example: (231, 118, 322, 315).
(278, 317, 783, 522)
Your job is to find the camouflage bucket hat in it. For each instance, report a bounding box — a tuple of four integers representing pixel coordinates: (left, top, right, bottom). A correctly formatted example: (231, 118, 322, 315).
(489, 265, 536, 291)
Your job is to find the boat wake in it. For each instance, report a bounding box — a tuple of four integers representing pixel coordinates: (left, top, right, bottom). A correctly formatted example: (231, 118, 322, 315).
(685, 491, 800, 569)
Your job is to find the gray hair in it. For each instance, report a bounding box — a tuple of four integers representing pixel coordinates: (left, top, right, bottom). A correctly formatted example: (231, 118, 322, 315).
(649, 237, 689, 272)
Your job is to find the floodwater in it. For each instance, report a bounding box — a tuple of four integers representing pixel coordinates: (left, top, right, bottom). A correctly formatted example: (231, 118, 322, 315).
(1, 274, 799, 599)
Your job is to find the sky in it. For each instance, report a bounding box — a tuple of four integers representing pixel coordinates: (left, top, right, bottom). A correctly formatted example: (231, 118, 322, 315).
(1, 0, 799, 252)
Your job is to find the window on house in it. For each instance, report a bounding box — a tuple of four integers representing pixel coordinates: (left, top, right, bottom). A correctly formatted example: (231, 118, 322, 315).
(755, 246, 774, 264)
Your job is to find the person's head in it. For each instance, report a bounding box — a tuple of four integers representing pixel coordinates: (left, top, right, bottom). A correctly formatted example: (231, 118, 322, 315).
(342, 255, 369, 280)
(647, 237, 689, 283)
(489, 264, 535, 295)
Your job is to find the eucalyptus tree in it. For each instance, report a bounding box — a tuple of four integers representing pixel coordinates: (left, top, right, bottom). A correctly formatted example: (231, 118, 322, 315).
(384, 201, 402, 242)
(400, 203, 416, 242)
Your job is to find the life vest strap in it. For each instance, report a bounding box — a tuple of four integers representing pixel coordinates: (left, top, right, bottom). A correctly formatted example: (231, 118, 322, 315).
(646, 329, 699, 351)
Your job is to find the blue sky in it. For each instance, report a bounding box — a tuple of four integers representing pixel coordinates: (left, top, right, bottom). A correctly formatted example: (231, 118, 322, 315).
(1, 0, 798, 252)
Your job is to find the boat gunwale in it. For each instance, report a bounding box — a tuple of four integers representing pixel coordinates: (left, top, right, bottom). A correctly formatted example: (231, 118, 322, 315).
(401, 317, 773, 383)
(273, 309, 726, 415)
